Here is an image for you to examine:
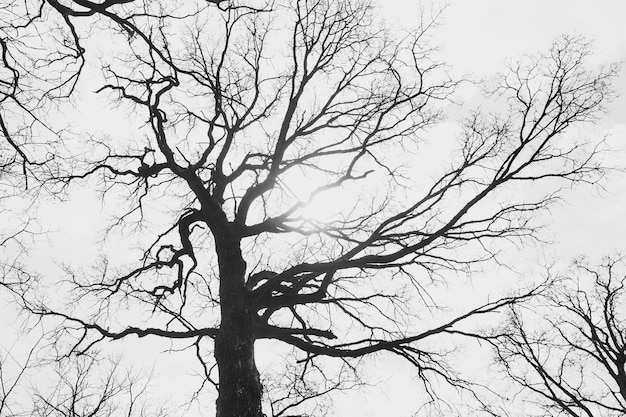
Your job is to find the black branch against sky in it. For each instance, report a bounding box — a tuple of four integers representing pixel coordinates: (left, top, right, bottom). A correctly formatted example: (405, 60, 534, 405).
(488, 257, 626, 417)
(0, 0, 619, 416)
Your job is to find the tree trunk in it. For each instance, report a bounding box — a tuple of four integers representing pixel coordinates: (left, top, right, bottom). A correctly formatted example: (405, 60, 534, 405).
(214, 236, 263, 417)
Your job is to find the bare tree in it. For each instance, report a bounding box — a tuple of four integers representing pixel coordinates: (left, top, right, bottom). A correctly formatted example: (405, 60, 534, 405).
(1, 341, 172, 417)
(0, 339, 38, 417)
(0, 0, 618, 416)
(31, 354, 172, 417)
(489, 257, 626, 417)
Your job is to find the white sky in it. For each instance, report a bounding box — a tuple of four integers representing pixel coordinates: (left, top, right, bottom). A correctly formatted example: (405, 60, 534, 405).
(2, 1, 626, 416)
(385, 0, 626, 256)
(337, 1, 626, 415)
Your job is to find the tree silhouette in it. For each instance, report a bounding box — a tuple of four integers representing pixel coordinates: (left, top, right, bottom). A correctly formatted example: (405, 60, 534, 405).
(1, 343, 172, 417)
(0, 1, 617, 416)
(490, 257, 626, 417)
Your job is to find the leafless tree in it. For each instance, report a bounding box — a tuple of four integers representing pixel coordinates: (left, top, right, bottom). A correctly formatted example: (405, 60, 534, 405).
(0, 339, 38, 417)
(0, 0, 618, 416)
(1, 337, 169, 417)
(31, 354, 172, 417)
(489, 257, 626, 417)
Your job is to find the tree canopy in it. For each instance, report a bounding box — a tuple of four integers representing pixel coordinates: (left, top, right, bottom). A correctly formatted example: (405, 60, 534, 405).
(490, 257, 626, 417)
(0, 1, 619, 416)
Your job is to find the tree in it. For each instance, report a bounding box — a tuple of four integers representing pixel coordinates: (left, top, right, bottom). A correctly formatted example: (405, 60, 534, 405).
(0, 0, 617, 416)
(31, 355, 172, 417)
(0, 339, 37, 417)
(1, 341, 172, 417)
(489, 257, 626, 417)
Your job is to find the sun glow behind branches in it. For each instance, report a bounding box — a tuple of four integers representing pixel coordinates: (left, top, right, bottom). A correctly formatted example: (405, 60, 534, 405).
(278, 167, 378, 226)
(297, 184, 356, 222)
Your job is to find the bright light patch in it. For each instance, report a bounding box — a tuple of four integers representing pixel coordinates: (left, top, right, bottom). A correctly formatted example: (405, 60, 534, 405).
(280, 169, 366, 224)
(297, 186, 354, 223)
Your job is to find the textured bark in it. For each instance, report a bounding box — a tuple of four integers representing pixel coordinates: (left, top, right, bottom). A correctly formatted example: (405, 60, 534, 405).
(214, 236, 263, 417)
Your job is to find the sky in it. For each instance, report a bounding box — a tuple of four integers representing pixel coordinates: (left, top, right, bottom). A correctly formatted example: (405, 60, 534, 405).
(383, 0, 626, 259)
(337, 1, 626, 415)
(1, 1, 626, 416)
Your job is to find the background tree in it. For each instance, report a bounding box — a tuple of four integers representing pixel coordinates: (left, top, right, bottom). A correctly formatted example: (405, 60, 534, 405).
(0, 339, 37, 417)
(31, 355, 171, 417)
(1, 336, 170, 417)
(489, 257, 626, 417)
(0, 0, 618, 416)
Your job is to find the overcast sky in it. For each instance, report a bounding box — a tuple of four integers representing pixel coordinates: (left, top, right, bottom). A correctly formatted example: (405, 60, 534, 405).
(337, 1, 626, 415)
(385, 0, 626, 259)
(2, 1, 625, 416)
